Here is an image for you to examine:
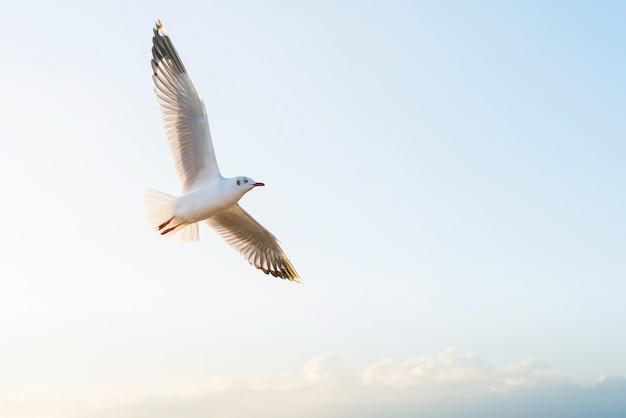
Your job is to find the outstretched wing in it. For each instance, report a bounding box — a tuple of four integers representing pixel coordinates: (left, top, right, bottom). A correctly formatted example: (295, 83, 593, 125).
(206, 204, 301, 282)
(151, 19, 220, 192)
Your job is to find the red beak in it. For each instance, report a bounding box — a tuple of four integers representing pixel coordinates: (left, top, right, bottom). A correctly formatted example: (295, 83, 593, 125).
(253, 182, 265, 187)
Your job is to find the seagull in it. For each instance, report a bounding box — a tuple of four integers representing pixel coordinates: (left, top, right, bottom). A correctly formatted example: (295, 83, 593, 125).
(145, 19, 300, 282)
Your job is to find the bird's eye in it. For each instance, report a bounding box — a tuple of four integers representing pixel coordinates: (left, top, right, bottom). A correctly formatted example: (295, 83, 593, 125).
(244, 179, 249, 184)
(237, 180, 241, 185)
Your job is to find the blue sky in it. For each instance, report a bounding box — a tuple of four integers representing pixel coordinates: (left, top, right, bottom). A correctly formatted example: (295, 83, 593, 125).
(1, 1, 625, 416)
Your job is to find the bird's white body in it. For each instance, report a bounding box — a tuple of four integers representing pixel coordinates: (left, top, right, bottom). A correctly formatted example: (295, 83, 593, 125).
(176, 179, 243, 223)
(146, 19, 300, 281)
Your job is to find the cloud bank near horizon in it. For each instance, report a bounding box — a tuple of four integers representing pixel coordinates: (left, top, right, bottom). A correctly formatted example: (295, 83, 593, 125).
(3, 348, 625, 418)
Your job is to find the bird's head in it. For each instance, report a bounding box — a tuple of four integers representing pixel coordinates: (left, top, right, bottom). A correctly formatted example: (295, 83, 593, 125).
(234, 176, 265, 192)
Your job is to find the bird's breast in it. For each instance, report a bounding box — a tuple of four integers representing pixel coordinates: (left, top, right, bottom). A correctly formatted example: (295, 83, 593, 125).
(175, 184, 240, 222)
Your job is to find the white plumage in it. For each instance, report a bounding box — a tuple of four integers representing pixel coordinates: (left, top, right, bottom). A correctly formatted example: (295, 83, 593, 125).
(145, 19, 300, 282)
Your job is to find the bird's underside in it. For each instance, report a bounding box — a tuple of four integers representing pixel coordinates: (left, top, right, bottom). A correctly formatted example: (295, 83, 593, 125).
(147, 19, 300, 283)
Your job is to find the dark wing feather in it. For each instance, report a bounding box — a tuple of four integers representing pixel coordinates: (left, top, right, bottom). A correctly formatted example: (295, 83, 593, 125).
(207, 204, 301, 282)
(152, 19, 220, 192)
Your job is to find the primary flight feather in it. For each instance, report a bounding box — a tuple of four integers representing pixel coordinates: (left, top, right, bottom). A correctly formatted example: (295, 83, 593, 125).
(145, 19, 300, 282)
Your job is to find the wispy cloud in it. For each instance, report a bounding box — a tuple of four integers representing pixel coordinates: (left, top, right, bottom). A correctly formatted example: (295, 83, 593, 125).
(3, 349, 625, 418)
(363, 347, 488, 387)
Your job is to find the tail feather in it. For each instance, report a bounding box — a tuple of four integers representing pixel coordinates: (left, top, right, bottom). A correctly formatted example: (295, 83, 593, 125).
(144, 189, 176, 228)
(176, 222, 199, 242)
(144, 189, 199, 242)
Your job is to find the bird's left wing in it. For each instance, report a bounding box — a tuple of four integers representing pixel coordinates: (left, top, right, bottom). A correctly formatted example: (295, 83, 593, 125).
(206, 204, 301, 282)
(152, 19, 220, 192)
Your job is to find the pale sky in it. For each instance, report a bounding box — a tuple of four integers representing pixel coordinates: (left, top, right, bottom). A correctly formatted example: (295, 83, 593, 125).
(1, 1, 625, 417)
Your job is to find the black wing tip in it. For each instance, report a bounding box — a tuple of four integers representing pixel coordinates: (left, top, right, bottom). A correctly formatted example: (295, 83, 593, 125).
(289, 275, 303, 284)
(151, 18, 186, 75)
(262, 263, 301, 283)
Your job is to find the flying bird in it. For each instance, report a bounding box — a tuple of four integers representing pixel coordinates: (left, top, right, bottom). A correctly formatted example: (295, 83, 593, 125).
(145, 19, 300, 282)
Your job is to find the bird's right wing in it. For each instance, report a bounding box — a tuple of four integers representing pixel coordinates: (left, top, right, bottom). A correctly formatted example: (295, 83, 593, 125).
(206, 204, 301, 282)
(151, 19, 221, 192)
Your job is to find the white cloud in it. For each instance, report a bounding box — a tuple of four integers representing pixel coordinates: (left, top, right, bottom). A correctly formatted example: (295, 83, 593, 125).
(2, 349, 625, 418)
(489, 357, 566, 393)
(362, 348, 487, 388)
(303, 355, 354, 386)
